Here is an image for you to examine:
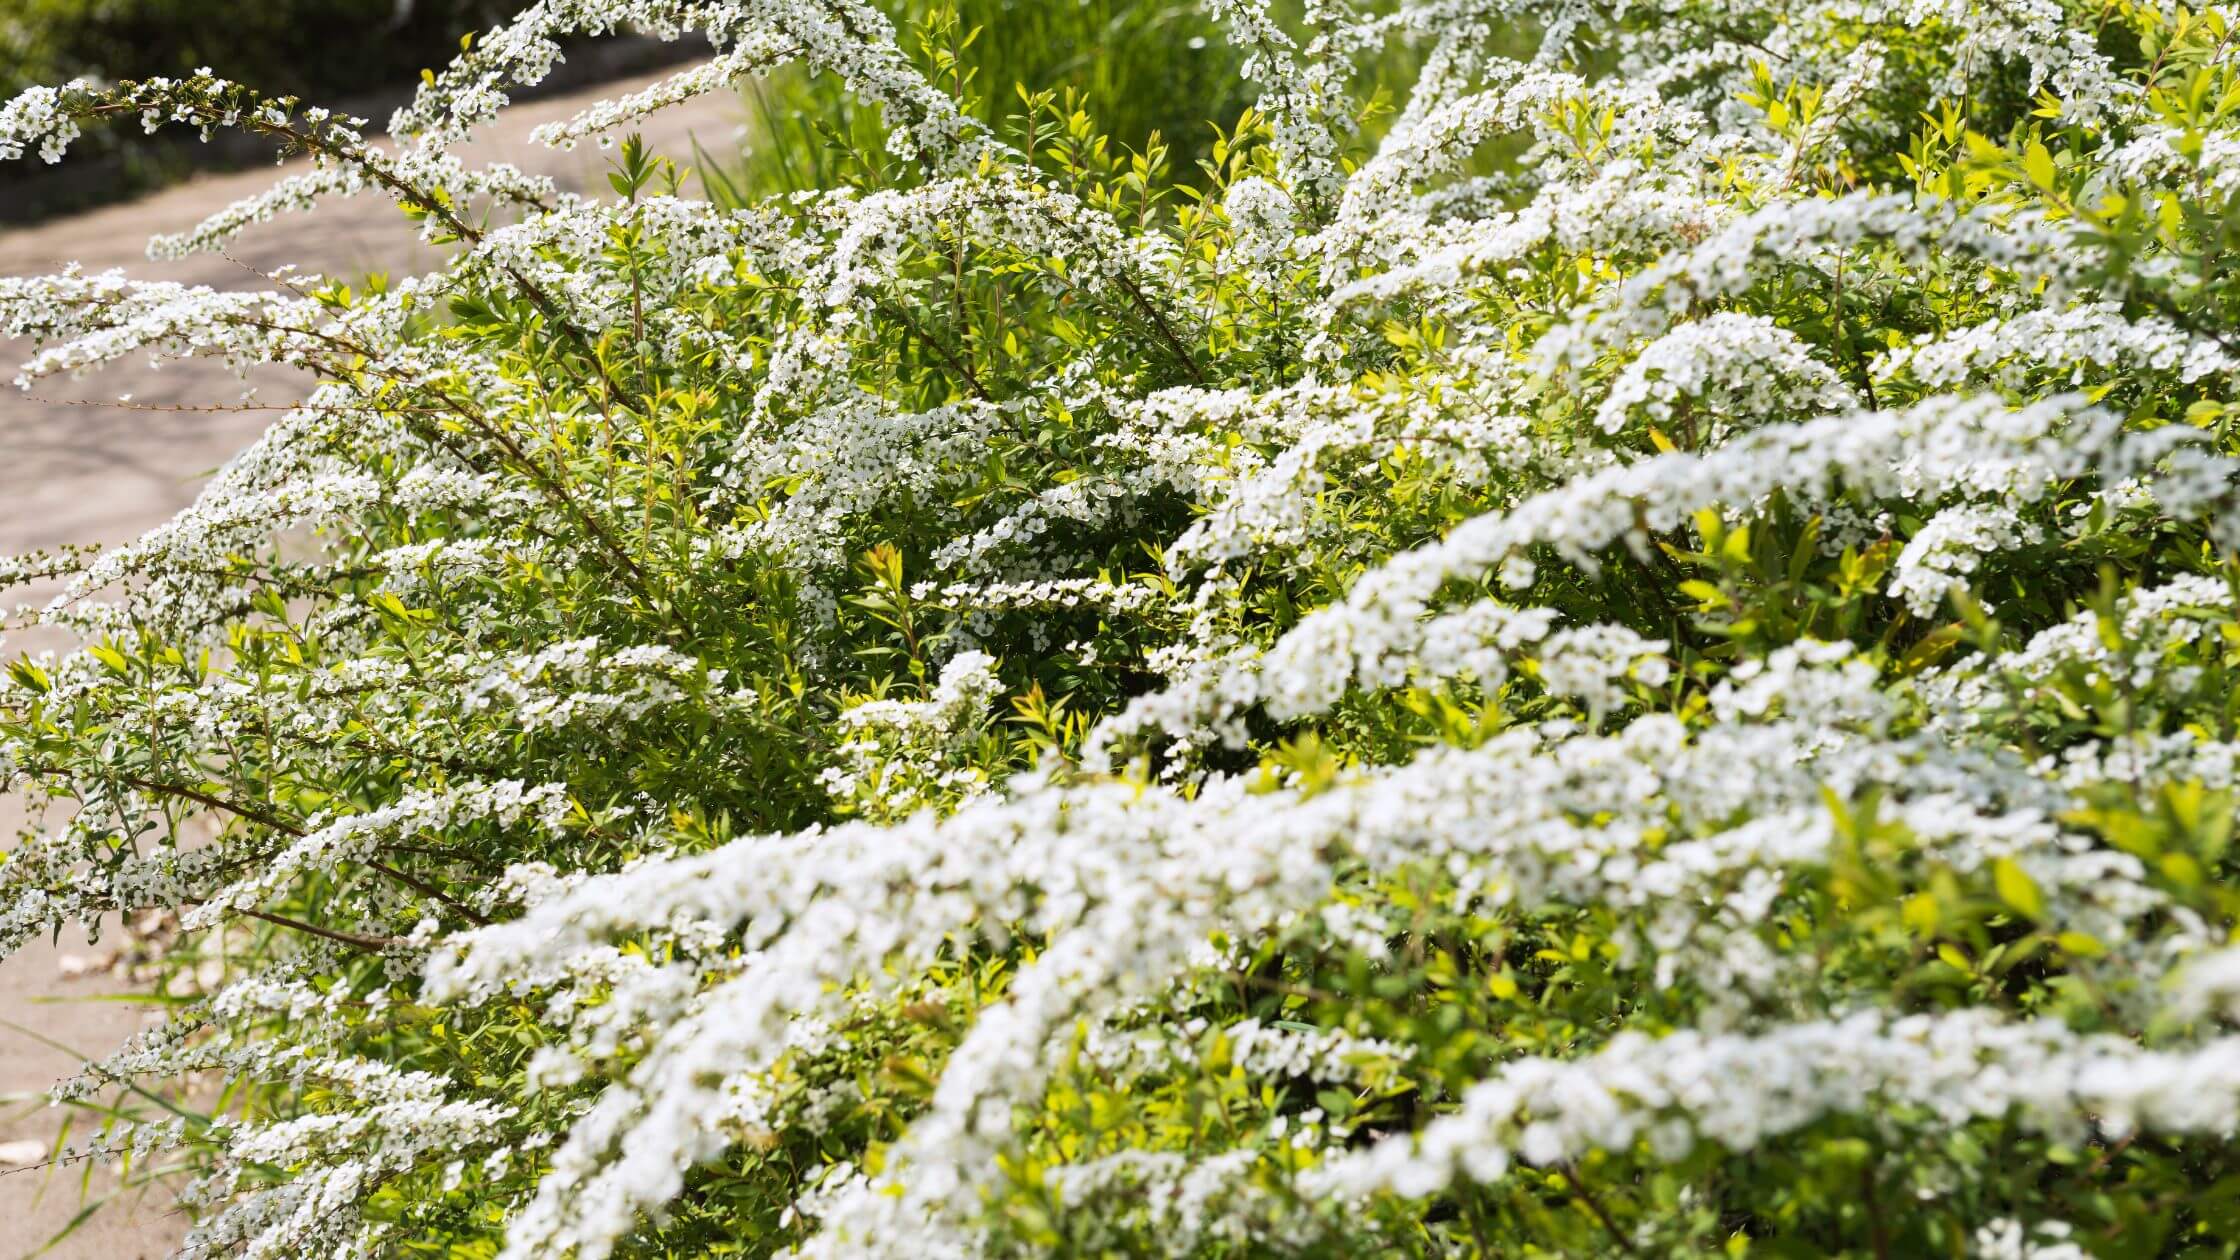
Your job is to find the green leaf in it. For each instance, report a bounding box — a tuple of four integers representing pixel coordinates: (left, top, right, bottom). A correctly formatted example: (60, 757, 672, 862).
(7, 659, 51, 694)
(1993, 857, 2046, 920)
(2055, 930, 2106, 957)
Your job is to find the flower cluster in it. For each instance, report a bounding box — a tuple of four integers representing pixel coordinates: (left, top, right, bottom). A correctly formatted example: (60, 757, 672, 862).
(4, 0, 2240, 1257)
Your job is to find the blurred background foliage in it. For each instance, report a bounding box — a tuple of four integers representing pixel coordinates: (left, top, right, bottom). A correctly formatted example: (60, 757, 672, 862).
(712, 0, 1260, 202)
(0, 0, 514, 102)
(0, 0, 518, 217)
(0, 0, 1273, 219)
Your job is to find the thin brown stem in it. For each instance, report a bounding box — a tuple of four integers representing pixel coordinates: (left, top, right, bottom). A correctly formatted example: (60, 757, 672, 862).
(239, 908, 400, 953)
(875, 297, 991, 399)
(367, 859, 491, 926)
(111, 774, 302, 837)
(1861, 1164, 1891, 1260)
(1559, 1163, 1640, 1257)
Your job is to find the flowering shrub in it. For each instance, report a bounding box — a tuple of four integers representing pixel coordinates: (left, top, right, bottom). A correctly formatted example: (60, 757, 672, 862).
(5, 0, 2240, 1256)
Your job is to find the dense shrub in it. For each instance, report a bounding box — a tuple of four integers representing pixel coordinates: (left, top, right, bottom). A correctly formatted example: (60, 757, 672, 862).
(4, 1, 2240, 1257)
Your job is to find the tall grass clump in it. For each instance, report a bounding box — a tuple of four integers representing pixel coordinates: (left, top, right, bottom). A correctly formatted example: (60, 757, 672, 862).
(4, 0, 2240, 1256)
(712, 0, 1262, 201)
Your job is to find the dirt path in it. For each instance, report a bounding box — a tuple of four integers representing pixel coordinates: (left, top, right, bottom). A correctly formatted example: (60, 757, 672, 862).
(0, 62, 740, 1257)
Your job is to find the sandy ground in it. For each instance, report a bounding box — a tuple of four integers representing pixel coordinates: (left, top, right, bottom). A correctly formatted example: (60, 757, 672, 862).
(0, 61, 741, 1258)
